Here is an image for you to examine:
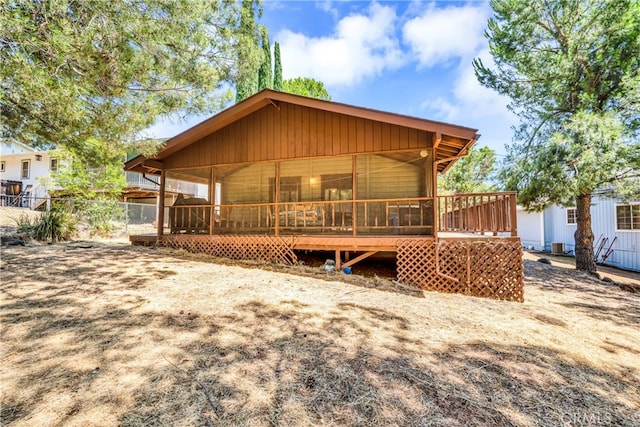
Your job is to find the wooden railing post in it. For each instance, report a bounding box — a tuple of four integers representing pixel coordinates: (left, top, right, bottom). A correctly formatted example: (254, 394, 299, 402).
(509, 192, 518, 236)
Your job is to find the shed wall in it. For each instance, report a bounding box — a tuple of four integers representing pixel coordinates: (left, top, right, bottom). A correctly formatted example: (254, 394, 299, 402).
(543, 199, 639, 272)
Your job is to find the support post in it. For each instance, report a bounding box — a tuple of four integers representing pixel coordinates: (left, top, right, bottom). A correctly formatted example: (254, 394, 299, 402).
(509, 192, 518, 237)
(352, 155, 357, 236)
(209, 167, 215, 235)
(432, 146, 439, 238)
(275, 162, 280, 236)
(157, 170, 166, 242)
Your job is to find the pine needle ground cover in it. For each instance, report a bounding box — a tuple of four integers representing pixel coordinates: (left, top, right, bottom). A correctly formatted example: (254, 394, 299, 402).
(1, 244, 638, 426)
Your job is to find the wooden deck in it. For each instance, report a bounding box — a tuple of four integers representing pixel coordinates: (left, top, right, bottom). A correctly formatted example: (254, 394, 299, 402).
(129, 192, 523, 302)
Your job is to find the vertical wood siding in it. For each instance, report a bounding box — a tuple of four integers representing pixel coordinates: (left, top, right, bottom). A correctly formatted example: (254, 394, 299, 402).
(164, 102, 433, 169)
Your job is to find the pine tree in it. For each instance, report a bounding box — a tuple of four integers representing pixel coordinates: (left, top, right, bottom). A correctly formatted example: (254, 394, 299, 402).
(475, 0, 640, 271)
(234, 0, 262, 102)
(0, 1, 249, 157)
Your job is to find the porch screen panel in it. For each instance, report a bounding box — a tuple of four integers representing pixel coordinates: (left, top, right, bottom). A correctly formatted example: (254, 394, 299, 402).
(280, 157, 351, 201)
(356, 154, 423, 199)
(166, 167, 212, 234)
(165, 167, 211, 200)
(356, 154, 432, 234)
(217, 163, 275, 204)
(213, 162, 275, 229)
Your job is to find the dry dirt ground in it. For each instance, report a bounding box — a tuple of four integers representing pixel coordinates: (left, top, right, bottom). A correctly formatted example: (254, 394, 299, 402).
(1, 242, 638, 427)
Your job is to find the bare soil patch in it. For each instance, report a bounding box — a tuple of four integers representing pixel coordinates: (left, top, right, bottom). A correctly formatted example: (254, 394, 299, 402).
(1, 242, 638, 426)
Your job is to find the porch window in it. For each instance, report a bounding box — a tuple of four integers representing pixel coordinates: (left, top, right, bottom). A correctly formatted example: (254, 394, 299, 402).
(616, 204, 640, 231)
(21, 160, 30, 179)
(566, 207, 577, 225)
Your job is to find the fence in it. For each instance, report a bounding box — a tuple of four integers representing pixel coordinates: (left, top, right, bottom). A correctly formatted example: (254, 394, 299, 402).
(0, 196, 162, 236)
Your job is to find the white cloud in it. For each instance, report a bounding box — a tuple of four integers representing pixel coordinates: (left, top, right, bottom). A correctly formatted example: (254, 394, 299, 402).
(401, 3, 511, 124)
(276, 2, 405, 87)
(403, 3, 489, 68)
(315, 1, 338, 19)
(426, 49, 511, 123)
(403, 4, 515, 151)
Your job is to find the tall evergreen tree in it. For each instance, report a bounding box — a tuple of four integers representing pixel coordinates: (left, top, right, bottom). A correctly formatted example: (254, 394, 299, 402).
(1, 0, 251, 158)
(273, 42, 283, 91)
(257, 28, 272, 90)
(474, 0, 640, 271)
(235, 0, 262, 102)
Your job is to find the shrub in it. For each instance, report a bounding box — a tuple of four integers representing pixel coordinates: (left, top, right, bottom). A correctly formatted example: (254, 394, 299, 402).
(15, 207, 76, 242)
(77, 197, 125, 236)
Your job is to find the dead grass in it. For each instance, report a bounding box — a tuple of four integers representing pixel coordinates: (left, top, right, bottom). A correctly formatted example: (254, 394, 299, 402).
(1, 242, 639, 426)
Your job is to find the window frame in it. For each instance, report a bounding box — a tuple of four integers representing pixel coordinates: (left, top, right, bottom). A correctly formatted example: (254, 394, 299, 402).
(565, 207, 577, 225)
(0, 161, 5, 172)
(615, 203, 640, 232)
(50, 158, 58, 172)
(21, 159, 30, 179)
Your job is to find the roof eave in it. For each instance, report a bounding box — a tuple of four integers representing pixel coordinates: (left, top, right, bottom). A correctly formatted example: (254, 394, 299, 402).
(152, 89, 479, 160)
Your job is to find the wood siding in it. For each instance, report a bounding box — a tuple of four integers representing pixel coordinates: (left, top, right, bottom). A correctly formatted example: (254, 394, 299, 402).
(164, 102, 433, 169)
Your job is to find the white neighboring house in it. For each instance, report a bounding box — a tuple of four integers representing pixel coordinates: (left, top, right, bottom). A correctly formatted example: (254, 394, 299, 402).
(518, 196, 640, 272)
(0, 140, 60, 209)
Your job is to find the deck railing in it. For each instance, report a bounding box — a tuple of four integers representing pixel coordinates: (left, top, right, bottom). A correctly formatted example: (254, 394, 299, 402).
(167, 192, 517, 237)
(125, 172, 159, 189)
(168, 197, 435, 236)
(437, 191, 517, 236)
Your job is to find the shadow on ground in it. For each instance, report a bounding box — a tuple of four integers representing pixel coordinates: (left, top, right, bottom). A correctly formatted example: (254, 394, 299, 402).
(1, 246, 638, 426)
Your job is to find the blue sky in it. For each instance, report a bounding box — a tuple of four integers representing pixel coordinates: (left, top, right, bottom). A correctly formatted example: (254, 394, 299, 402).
(146, 0, 518, 155)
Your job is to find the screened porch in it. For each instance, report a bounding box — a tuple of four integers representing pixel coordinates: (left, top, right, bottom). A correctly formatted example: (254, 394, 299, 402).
(166, 152, 434, 236)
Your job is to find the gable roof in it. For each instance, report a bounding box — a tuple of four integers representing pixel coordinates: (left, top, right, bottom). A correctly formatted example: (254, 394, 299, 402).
(0, 139, 37, 156)
(126, 89, 479, 173)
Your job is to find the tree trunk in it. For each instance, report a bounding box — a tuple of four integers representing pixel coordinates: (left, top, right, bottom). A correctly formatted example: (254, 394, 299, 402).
(574, 193, 596, 272)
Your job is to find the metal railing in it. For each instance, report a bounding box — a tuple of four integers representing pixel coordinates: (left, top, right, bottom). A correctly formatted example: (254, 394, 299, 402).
(125, 172, 159, 189)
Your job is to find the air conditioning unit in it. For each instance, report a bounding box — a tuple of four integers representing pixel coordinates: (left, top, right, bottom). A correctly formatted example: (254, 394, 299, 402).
(551, 242, 565, 254)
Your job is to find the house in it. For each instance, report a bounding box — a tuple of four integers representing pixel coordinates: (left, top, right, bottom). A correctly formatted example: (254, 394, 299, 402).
(519, 198, 640, 272)
(0, 138, 199, 210)
(0, 139, 59, 209)
(125, 90, 524, 301)
(546, 199, 640, 273)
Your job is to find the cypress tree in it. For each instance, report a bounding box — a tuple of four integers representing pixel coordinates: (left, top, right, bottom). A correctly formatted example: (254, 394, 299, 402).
(273, 42, 283, 91)
(258, 29, 272, 90)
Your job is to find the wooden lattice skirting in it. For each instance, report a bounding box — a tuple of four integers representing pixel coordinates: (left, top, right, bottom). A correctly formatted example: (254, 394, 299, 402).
(159, 235, 298, 265)
(397, 239, 524, 302)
